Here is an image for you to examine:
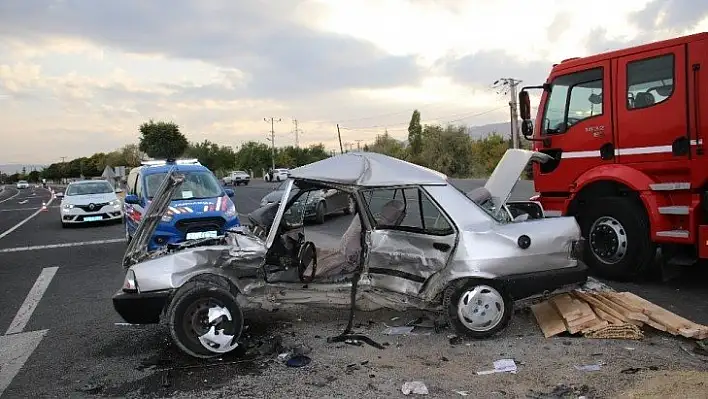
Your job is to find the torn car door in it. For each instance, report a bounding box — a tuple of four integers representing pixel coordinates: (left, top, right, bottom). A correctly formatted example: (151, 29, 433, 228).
(364, 186, 457, 296)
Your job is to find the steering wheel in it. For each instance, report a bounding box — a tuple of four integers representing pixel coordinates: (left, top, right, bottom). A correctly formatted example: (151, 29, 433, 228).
(297, 241, 317, 283)
(566, 117, 582, 127)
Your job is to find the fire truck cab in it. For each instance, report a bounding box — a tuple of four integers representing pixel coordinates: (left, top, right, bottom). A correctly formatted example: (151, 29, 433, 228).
(518, 32, 708, 282)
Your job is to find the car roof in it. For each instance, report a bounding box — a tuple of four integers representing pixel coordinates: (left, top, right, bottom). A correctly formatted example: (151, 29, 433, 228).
(289, 151, 448, 187)
(141, 164, 210, 175)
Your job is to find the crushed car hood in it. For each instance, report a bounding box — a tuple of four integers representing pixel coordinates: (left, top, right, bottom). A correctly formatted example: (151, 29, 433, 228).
(484, 149, 551, 206)
(123, 167, 185, 268)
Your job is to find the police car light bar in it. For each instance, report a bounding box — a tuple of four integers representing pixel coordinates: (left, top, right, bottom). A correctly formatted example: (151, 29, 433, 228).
(140, 158, 201, 166)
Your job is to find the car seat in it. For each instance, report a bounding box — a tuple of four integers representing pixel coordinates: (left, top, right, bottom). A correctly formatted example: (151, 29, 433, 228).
(633, 92, 655, 109)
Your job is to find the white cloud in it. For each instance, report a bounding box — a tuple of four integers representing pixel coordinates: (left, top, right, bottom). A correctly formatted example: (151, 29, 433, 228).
(0, 0, 706, 163)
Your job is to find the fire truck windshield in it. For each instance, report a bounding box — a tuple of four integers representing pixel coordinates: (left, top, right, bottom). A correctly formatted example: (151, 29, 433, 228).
(542, 68, 603, 134)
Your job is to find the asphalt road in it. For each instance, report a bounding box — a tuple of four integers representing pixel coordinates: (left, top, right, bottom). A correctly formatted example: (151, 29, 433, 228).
(0, 180, 706, 398)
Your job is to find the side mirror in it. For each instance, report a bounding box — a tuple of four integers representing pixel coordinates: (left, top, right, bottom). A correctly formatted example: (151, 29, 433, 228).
(124, 194, 140, 204)
(519, 90, 531, 120)
(518, 91, 534, 138)
(225, 188, 235, 197)
(55, 192, 64, 199)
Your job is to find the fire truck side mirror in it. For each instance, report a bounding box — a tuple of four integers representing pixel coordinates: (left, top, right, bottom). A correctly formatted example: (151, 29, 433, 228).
(521, 120, 534, 137)
(518, 91, 531, 120)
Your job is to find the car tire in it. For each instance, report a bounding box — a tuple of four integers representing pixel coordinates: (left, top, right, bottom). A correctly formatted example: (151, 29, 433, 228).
(166, 278, 244, 359)
(244, 181, 249, 186)
(444, 279, 513, 339)
(576, 196, 655, 282)
(315, 202, 326, 224)
(61, 221, 68, 228)
(276, 176, 281, 182)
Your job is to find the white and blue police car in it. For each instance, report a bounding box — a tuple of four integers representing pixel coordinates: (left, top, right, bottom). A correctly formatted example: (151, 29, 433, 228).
(123, 159, 239, 251)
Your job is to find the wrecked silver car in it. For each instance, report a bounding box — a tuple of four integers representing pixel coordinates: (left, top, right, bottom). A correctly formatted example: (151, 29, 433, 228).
(113, 149, 588, 358)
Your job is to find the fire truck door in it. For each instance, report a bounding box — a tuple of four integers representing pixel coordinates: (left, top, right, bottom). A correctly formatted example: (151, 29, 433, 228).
(615, 45, 689, 165)
(534, 60, 615, 193)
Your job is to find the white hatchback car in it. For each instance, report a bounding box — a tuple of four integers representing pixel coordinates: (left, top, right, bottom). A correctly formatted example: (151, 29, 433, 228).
(264, 168, 290, 182)
(16, 180, 29, 189)
(60, 180, 123, 227)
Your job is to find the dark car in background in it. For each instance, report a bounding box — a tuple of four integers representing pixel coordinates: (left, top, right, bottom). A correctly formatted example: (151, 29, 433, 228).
(257, 180, 354, 224)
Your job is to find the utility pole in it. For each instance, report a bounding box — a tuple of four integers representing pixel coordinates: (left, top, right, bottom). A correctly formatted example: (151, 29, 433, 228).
(292, 118, 302, 148)
(264, 117, 281, 171)
(493, 78, 523, 149)
(355, 140, 363, 151)
(336, 124, 344, 154)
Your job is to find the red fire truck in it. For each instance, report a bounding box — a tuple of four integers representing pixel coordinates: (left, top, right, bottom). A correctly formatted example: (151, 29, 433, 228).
(517, 31, 708, 282)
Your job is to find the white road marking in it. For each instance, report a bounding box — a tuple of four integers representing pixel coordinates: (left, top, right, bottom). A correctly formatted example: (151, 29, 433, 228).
(0, 238, 125, 253)
(0, 192, 54, 241)
(0, 189, 19, 204)
(6, 267, 59, 335)
(0, 329, 48, 397)
(17, 200, 28, 205)
(0, 206, 58, 213)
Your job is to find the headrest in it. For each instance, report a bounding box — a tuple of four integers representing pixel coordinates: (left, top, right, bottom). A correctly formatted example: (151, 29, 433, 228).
(634, 92, 655, 108)
(377, 199, 405, 226)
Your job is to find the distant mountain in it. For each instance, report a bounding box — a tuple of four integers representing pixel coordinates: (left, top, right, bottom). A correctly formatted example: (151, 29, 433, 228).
(0, 164, 47, 175)
(466, 121, 513, 139)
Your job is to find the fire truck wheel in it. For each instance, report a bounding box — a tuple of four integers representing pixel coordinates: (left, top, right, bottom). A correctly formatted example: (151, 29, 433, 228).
(577, 197, 654, 282)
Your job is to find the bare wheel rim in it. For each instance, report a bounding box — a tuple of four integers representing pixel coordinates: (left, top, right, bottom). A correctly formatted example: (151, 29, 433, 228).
(456, 285, 505, 332)
(589, 215, 627, 265)
(182, 297, 238, 353)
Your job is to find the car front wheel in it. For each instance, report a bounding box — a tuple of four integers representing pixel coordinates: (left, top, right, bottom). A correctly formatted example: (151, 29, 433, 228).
(166, 279, 244, 359)
(445, 280, 513, 339)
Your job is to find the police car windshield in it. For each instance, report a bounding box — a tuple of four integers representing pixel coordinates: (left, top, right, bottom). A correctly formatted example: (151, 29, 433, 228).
(66, 182, 113, 196)
(146, 171, 223, 200)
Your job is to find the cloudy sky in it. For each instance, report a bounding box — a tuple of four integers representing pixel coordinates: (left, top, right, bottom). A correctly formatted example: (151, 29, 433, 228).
(1, 0, 707, 164)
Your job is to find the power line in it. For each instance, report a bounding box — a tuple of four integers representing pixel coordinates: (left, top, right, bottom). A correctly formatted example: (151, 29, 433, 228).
(339, 105, 506, 131)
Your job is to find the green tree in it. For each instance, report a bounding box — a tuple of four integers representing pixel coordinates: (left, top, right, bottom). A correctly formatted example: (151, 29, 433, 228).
(138, 120, 188, 159)
(27, 170, 40, 182)
(470, 132, 510, 176)
(363, 131, 407, 159)
(407, 109, 423, 160)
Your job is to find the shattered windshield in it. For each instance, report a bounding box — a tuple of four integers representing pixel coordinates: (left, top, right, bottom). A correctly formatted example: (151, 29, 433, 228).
(145, 171, 222, 200)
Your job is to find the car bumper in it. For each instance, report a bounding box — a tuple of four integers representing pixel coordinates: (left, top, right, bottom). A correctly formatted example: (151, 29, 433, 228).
(500, 260, 589, 300)
(112, 289, 171, 324)
(61, 210, 123, 223)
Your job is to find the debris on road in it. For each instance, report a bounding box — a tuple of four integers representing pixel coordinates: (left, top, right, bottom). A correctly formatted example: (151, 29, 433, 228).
(285, 355, 311, 368)
(530, 290, 708, 340)
(382, 326, 415, 335)
(476, 359, 518, 375)
(574, 363, 602, 372)
(527, 384, 594, 399)
(401, 381, 429, 395)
